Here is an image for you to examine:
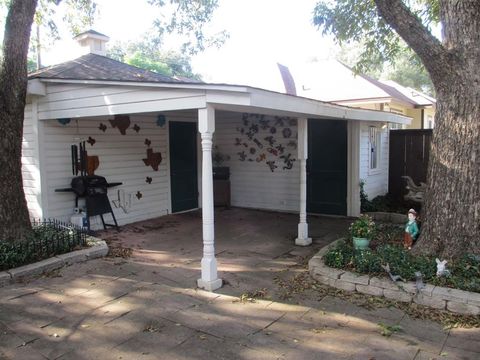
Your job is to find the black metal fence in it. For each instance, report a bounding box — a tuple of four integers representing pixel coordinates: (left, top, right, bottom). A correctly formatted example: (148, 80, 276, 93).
(0, 219, 88, 271)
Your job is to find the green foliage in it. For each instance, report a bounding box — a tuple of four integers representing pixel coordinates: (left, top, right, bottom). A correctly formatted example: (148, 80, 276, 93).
(359, 180, 412, 214)
(359, 179, 374, 213)
(354, 249, 382, 273)
(27, 57, 37, 72)
(0, 224, 85, 271)
(125, 52, 174, 76)
(323, 241, 480, 292)
(349, 214, 376, 239)
(148, 0, 228, 55)
(314, 0, 438, 91)
(2, 0, 224, 69)
(107, 37, 201, 80)
(337, 43, 435, 96)
(385, 48, 435, 96)
(378, 322, 402, 337)
(324, 240, 353, 269)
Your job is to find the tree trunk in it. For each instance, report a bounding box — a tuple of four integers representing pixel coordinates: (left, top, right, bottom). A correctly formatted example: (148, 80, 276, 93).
(374, 1, 480, 258)
(413, 1, 480, 258)
(0, 0, 38, 242)
(414, 81, 480, 258)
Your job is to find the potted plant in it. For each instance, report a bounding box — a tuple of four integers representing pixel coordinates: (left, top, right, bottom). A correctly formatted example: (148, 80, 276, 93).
(349, 214, 376, 250)
(212, 145, 230, 180)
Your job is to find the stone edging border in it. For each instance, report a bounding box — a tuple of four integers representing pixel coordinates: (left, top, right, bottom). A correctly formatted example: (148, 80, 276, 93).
(309, 239, 480, 316)
(0, 236, 108, 288)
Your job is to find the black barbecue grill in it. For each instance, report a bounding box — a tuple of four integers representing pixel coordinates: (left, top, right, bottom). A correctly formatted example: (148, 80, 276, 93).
(55, 142, 122, 232)
(56, 175, 120, 231)
(72, 175, 119, 231)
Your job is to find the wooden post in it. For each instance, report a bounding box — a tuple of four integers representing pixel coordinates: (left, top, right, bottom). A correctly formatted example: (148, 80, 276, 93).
(197, 105, 222, 291)
(347, 120, 361, 217)
(295, 118, 312, 246)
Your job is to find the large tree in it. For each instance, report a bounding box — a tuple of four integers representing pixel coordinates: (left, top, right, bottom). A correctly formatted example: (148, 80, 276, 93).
(314, 0, 479, 258)
(0, 0, 38, 242)
(0, 0, 221, 242)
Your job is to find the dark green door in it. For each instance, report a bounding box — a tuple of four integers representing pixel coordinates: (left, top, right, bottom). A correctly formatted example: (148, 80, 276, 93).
(169, 121, 198, 212)
(307, 119, 347, 215)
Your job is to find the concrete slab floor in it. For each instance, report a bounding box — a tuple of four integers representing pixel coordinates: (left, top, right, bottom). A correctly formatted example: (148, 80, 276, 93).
(0, 208, 477, 359)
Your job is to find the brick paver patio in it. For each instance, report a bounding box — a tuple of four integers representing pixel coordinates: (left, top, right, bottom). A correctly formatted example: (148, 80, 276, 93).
(0, 208, 478, 359)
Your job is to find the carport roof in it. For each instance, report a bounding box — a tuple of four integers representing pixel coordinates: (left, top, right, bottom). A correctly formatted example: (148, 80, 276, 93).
(27, 54, 411, 125)
(28, 53, 186, 84)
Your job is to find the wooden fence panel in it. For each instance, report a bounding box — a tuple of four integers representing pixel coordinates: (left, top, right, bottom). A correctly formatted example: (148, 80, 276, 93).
(389, 129, 432, 200)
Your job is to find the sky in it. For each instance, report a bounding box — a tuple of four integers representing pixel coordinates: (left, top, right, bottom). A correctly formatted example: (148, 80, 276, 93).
(37, 0, 338, 90)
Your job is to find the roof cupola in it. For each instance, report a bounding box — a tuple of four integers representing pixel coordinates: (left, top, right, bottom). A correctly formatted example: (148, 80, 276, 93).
(73, 30, 109, 56)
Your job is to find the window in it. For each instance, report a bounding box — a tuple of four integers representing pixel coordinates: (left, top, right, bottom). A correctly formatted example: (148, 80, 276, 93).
(427, 114, 434, 129)
(369, 126, 381, 170)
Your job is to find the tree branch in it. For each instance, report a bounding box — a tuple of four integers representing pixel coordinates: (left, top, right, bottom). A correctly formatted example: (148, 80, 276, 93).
(374, 0, 449, 85)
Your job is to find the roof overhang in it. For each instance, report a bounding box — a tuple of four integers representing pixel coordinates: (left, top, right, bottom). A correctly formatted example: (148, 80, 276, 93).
(29, 78, 411, 125)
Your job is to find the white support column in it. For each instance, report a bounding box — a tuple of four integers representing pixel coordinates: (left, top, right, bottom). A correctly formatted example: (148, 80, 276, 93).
(295, 118, 312, 246)
(197, 105, 222, 291)
(347, 121, 361, 217)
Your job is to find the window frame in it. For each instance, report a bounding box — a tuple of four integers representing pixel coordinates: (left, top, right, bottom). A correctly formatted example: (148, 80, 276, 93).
(368, 126, 382, 174)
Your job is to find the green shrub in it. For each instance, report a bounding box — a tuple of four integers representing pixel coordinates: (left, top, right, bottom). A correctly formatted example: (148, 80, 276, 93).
(322, 240, 479, 293)
(0, 222, 86, 271)
(349, 214, 376, 239)
(353, 249, 382, 274)
(324, 241, 353, 269)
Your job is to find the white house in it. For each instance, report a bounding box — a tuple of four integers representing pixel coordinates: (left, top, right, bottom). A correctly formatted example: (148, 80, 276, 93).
(23, 31, 410, 291)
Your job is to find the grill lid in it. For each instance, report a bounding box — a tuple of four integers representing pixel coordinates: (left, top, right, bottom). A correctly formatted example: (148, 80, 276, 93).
(71, 175, 108, 196)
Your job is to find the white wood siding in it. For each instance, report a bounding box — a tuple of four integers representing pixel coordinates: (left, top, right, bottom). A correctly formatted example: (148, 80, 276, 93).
(38, 83, 206, 120)
(359, 123, 389, 199)
(162, 110, 301, 213)
(215, 111, 300, 212)
(22, 102, 43, 218)
(43, 115, 170, 228)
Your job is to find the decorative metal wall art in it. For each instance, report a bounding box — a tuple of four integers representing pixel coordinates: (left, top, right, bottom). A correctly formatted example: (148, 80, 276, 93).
(234, 113, 297, 172)
(143, 148, 162, 171)
(57, 118, 71, 126)
(87, 136, 96, 146)
(282, 128, 292, 138)
(156, 114, 166, 127)
(237, 151, 247, 161)
(146, 177, 153, 184)
(136, 191, 143, 200)
(133, 124, 140, 133)
(109, 115, 131, 135)
(266, 160, 277, 172)
(280, 153, 296, 170)
(98, 123, 107, 132)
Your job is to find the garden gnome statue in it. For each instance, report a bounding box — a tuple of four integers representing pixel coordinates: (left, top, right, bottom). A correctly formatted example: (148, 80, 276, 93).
(404, 209, 419, 249)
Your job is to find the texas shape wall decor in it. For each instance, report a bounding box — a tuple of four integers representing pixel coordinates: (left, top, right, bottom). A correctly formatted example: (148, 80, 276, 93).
(143, 148, 162, 171)
(109, 115, 131, 135)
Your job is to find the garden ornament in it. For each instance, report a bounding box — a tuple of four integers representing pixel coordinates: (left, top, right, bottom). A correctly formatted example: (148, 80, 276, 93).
(435, 258, 450, 277)
(402, 176, 426, 203)
(404, 209, 419, 250)
(381, 264, 406, 282)
(414, 271, 425, 291)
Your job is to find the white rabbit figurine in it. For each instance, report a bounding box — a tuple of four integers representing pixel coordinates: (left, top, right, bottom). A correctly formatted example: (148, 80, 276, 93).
(435, 258, 450, 277)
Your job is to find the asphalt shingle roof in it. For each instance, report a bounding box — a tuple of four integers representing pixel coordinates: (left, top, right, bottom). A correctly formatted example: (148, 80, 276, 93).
(28, 53, 184, 84)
